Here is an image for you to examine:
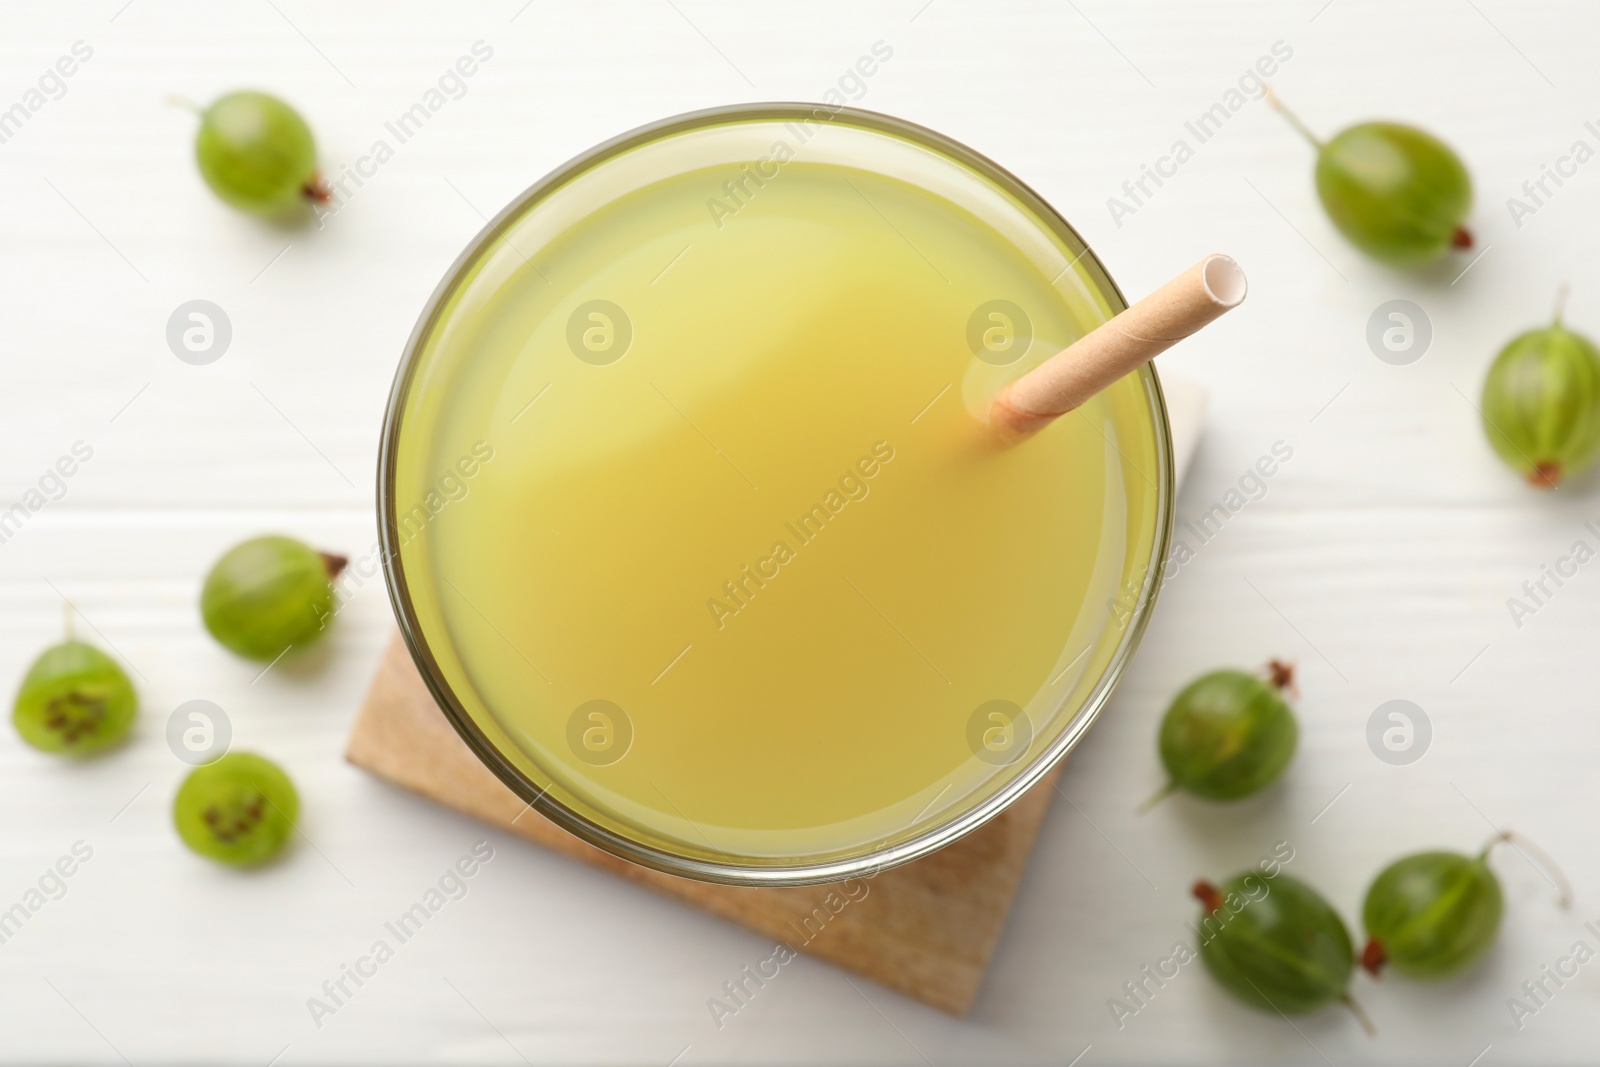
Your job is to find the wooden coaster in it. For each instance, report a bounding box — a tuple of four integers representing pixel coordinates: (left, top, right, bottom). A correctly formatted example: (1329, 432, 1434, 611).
(346, 633, 1059, 1015)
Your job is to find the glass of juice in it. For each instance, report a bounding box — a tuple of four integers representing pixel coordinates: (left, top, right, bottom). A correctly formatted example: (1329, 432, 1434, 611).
(379, 104, 1174, 886)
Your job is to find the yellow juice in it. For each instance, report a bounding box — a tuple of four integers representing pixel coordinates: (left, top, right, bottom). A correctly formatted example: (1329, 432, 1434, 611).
(387, 112, 1167, 875)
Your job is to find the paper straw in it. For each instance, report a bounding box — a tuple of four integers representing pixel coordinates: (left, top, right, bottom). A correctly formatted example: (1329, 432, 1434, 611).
(988, 254, 1246, 440)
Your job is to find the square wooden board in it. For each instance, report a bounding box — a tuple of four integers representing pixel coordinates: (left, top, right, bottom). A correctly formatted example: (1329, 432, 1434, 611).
(347, 633, 1061, 1015)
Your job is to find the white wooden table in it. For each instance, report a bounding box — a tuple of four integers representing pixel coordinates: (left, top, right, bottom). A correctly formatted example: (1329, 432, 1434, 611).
(3, 0, 1597, 1062)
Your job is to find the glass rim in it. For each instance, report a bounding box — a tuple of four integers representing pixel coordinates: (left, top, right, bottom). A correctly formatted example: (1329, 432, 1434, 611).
(376, 101, 1176, 887)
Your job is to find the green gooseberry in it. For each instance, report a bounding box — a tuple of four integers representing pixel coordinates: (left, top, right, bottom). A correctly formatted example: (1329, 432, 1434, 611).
(1142, 660, 1298, 810)
(1480, 288, 1600, 488)
(13, 617, 137, 755)
(201, 535, 346, 662)
(173, 752, 299, 867)
(1361, 830, 1572, 980)
(1193, 873, 1370, 1030)
(1270, 89, 1473, 267)
(191, 91, 329, 215)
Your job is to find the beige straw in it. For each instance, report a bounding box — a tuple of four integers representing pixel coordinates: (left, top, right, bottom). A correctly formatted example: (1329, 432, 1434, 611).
(988, 254, 1246, 440)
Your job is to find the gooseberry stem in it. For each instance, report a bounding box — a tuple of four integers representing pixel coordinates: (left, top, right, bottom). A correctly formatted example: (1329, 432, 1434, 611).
(1136, 781, 1179, 814)
(1553, 283, 1572, 328)
(1265, 658, 1297, 695)
(1484, 830, 1574, 908)
(166, 95, 203, 114)
(302, 174, 333, 205)
(62, 600, 75, 640)
(1341, 993, 1377, 1037)
(1264, 85, 1323, 150)
(1191, 879, 1223, 913)
(1360, 938, 1387, 978)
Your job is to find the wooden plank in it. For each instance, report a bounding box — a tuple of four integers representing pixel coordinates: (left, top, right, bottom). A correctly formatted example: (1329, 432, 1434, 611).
(346, 632, 1061, 1016)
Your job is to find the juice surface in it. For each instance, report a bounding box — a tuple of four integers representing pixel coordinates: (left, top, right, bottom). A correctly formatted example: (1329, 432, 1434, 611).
(393, 138, 1163, 865)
